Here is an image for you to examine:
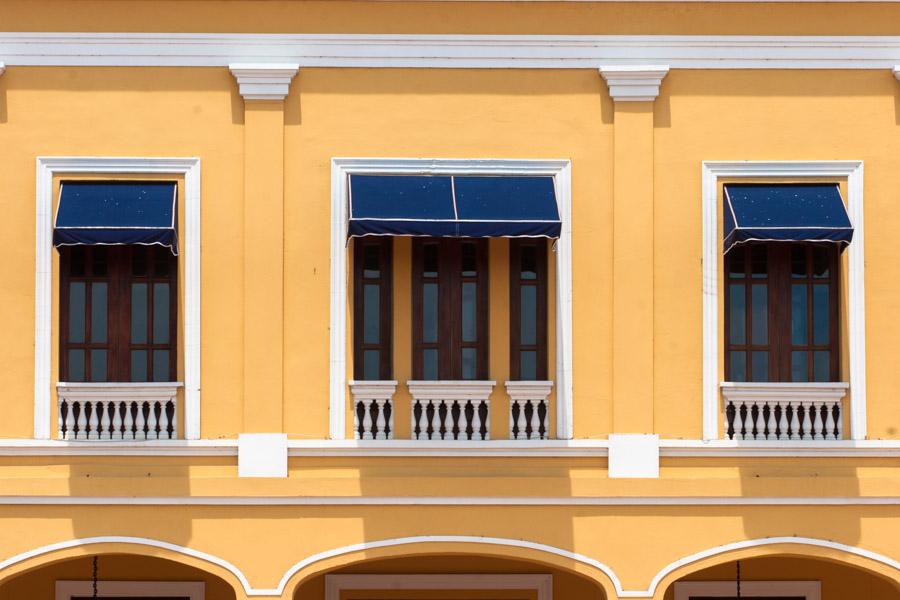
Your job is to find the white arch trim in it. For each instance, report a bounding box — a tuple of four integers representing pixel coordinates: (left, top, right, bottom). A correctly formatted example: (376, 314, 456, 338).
(1, 535, 898, 597)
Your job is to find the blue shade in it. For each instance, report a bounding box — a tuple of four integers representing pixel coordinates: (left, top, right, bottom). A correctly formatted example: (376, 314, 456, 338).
(54, 181, 178, 254)
(348, 174, 560, 239)
(723, 184, 853, 254)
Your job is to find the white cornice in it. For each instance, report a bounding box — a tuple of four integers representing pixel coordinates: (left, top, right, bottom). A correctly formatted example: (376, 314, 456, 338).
(599, 65, 669, 101)
(3, 34, 900, 70)
(228, 62, 299, 100)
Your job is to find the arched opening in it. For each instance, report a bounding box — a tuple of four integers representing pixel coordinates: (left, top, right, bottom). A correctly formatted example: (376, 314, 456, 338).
(293, 553, 607, 600)
(0, 553, 239, 600)
(660, 555, 900, 600)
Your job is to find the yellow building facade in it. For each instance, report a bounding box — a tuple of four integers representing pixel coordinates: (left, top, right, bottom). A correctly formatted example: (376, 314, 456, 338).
(1, 1, 900, 599)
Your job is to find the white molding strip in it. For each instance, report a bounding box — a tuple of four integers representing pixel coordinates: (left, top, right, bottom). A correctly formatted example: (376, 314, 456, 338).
(674, 581, 820, 600)
(34, 157, 202, 440)
(701, 161, 865, 441)
(6, 495, 900, 506)
(599, 65, 669, 101)
(8, 437, 900, 457)
(325, 574, 552, 600)
(56, 580, 205, 600)
(4, 33, 900, 70)
(330, 158, 573, 439)
(228, 63, 299, 100)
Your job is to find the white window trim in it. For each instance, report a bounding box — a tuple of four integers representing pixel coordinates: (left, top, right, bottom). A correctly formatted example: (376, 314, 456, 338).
(325, 574, 552, 600)
(674, 580, 820, 600)
(330, 158, 573, 439)
(56, 580, 204, 599)
(701, 161, 865, 440)
(35, 157, 202, 440)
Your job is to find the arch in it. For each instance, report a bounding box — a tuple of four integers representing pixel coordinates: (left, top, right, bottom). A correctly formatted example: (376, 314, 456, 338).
(0, 536, 250, 596)
(277, 535, 621, 599)
(644, 537, 900, 599)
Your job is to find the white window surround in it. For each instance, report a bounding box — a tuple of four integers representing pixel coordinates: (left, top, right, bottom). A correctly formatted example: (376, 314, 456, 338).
(701, 161, 865, 441)
(325, 574, 553, 600)
(56, 580, 204, 599)
(674, 580, 820, 600)
(35, 157, 201, 440)
(330, 158, 573, 440)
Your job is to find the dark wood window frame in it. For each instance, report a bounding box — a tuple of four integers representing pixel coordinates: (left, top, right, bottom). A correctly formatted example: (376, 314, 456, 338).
(352, 237, 393, 380)
(412, 238, 489, 380)
(509, 238, 549, 380)
(60, 245, 178, 382)
(724, 241, 840, 382)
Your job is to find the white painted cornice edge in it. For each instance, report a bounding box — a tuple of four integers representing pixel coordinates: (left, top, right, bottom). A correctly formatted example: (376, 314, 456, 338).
(505, 380, 554, 401)
(599, 65, 669, 101)
(228, 62, 299, 100)
(0, 62, 5, 77)
(407, 380, 496, 401)
(894, 65, 900, 81)
(349, 380, 398, 401)
(720, 381, 850, 404)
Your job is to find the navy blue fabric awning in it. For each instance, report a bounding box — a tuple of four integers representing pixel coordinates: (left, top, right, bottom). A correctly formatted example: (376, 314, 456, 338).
(348, 174, 561, 239)
(723, 183, 853, 254)
(54, 181, 178, 254)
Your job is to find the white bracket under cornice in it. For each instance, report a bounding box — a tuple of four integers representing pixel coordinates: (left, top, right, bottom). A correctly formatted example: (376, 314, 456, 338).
(228, 63, 299, 101)
(894, 66, 900, 82)
(0, 62, 5, 77)
(599, 65, 669, 102)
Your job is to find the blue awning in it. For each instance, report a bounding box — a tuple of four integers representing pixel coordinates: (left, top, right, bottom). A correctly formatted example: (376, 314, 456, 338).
(348, 174, 561, 239)
(54, 181, 178, 255)
(723, 183, 853, 254)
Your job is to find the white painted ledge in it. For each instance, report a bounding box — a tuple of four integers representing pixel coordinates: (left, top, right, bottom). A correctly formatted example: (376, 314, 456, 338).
(407, 380, 496, 401)
(57, 381, 182, 402)
(599, 65, 669, 101)
(228, 63, 299, 100)
(720, 381, 849, 404)
(608, 434, 659, 478)
(505, 380, 553, 401)
(348, 380, 397, 401)
(238, 433, 288, 478)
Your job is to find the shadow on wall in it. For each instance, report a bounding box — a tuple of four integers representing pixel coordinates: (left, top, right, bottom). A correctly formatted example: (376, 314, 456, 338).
(293, 553, 607, 600)
(660, 554, 900, 600)
(0, 554, 237, 600)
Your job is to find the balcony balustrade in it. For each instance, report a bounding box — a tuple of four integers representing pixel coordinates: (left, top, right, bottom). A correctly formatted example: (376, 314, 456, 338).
(56, 383, 182, 440)
(721, 382, 849, 441)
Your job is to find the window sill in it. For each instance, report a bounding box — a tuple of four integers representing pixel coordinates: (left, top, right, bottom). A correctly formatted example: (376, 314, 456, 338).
(720, 381, 849, 404)
(505, 380, 554, 401)
(57, 381, 183, 400)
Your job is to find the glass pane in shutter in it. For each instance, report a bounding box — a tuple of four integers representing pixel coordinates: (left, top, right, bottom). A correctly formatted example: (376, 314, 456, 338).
(462, 282, 477, 342)
(729, 351, 746, 382)
(153, 283, 170, 344)
(363, 284, 380, 344)
(423, 283, 438, 343)
(69, 282, 86, 343)
(153, 350, 169, 382)
(813, 284, 829, 344)
(813, 351, 830, 382)
(90, 349, 107, 382)
(131, 283, 148, 344)
(791, 285, 808, 345)
(423, 349, 438, 380)
(131, 350, 148, 382)
(751, 351, 768, 382)
(520, 351, 537, 381)
(68, 349, 85, 382)
(521, 245, 537, 280)
(363, 350, 380, 380)
(792, 351, 809, 382)
(461, 348, 476, 380)
(521, 286, 537, 345)
(90, 282, 107, 343)
(363, 245, 380, 278)
(751, 284, 767, 344)
(729, 284, 745, 345)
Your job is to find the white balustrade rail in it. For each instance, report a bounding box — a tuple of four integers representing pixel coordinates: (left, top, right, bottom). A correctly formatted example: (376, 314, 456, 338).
(56, 383, 182, 441)
(349, 380, 397, 440)
(721, 382, 849, 441)
(408, 381, 495, 441)
(506, 381, 553, 440)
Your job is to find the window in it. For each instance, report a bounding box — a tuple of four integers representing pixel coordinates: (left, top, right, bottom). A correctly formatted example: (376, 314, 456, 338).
(353, 238, 393, 380)
(412, 238, 488, 380)
(60, 245, 178, 383)
(510, 239, 548, 380)
(57, 580, 204, 600)
(674, 581, 820, 600)
(725, 243, 839, 383)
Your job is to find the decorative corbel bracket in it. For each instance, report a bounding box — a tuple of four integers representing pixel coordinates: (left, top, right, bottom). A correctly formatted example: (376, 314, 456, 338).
(0, 63, 5, 77)
(894, 66, 900, 83)
(599, 65, 670, 102)
(229, 63, 299, 101)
